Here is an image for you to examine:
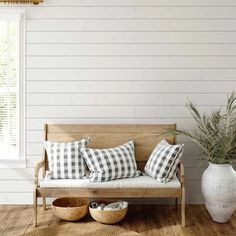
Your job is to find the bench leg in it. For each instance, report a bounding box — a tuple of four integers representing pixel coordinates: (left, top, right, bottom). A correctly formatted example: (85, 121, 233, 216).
(42, 197, 46, 211)
(33, 188, 38, 227)
(175, 198, 178, 210)
(181, 186, 186, 227)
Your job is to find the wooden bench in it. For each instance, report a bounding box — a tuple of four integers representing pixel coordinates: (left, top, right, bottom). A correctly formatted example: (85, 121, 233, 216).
(34, 124, 185, 227)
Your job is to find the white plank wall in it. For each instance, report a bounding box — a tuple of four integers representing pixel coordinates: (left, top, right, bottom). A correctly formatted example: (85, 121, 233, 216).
(0, 0, 236, 204)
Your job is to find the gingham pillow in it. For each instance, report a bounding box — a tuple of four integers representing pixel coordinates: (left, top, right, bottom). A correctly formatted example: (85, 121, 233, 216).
(44, 138, 90, 179)
(80, 140, 141, 182)
(144, 139, 184, 183)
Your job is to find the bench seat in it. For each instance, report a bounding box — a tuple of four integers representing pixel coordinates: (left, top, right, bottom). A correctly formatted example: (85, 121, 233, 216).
(40, 174, 181, 189)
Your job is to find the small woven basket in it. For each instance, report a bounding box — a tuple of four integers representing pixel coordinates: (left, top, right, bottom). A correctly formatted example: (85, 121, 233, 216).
(52, 197, 89, 221)
(89, 201, 128, 224)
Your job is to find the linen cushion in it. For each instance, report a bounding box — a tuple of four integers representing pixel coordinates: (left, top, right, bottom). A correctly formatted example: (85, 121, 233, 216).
(44, 138, 90, 179)
(40, 173, 180, 188)
(144, 139, 183, 183)
(80, 140, 141, 182)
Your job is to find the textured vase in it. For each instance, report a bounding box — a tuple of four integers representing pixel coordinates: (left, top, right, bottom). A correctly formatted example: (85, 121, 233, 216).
(201, 163, 236, 223)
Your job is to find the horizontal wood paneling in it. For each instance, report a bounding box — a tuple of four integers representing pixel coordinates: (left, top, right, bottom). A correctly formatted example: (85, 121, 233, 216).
(23, 7, 236, 19)
(135, 7, 236, 19)
(27, 56, 236, 69)
(2, 0, 236, 204)
(26, 105, 224, 118)
(27, 106, 136, 118)
(27, 68, 236, 81)
(0, 193, 34, 204)
(27, 81, 234, 93)
(27, 44, 236, 56)
(27, 19, 236, 32)
(27, 32, 236, 43)
(27, 7, 136, 19)
(0, 180, 34, 192)
(0, 168, 34, 180)
(27, 56, 156, 68)
(27, 93, 228, 106)
(26, 118, 195, 130)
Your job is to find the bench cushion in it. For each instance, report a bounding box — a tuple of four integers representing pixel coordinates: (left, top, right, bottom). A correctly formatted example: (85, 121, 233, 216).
(44, 138, 90, 179)
(81, 140, 140, 182)
(144, 139, 183, 183)
(40, 174, 181, 188)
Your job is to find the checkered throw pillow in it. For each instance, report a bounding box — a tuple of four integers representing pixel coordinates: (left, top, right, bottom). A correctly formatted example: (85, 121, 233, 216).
(44, 138, 90, 179)
(80, 140, 141, 182)
(144, 139, 184, 183)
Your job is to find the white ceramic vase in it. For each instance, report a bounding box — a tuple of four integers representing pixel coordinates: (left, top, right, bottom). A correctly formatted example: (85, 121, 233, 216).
(201, 163, 236, 223)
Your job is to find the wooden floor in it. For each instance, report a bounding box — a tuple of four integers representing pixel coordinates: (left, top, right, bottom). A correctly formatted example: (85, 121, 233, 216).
(0, 205, 235, 236)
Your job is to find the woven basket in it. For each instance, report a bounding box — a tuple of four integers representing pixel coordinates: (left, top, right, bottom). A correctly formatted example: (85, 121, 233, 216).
(89, 201, 128, 224)
(52, 197, 89, 221)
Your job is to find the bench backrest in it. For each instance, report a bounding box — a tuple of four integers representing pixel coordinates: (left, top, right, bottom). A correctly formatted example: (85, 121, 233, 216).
(44, 124, 176, 171)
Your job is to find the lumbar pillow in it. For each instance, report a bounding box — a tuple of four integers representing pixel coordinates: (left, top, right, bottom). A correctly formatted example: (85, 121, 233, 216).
(44, 138, 90, 179)
(144, 139, 184, 183)
(80, 140, 141, 182)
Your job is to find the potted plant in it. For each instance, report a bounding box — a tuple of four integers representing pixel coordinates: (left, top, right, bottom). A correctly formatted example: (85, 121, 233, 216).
(168, 91, 236, 223)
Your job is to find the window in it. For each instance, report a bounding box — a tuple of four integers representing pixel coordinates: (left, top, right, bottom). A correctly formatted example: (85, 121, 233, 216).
(0, 11, 25, 162)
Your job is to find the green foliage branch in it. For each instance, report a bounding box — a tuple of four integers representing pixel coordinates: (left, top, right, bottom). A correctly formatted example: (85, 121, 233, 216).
(167, 91, 236, 164)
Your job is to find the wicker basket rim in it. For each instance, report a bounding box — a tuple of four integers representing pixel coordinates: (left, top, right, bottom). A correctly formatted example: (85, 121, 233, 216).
(89, 206, 128, 212)
(52, 197, 89, 208)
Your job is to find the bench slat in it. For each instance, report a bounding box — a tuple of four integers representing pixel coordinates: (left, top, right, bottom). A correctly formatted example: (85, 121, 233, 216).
(37, 187, 181, 198)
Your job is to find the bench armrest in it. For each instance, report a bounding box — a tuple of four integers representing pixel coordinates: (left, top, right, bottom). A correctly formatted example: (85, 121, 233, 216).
(179, 161, 184, 185)
(34, 157, 46, 187)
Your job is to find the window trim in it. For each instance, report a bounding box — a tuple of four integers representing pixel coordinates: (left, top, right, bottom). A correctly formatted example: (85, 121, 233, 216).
(0, 9, 26, 167)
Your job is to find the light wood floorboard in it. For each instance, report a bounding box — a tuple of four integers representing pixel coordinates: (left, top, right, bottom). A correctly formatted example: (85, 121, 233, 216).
(0, 205, 235, 236)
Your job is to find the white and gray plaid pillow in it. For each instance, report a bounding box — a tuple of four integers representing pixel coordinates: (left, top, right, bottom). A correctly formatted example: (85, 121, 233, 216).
(44, 138, 90, 179)
(80, 140, 141, 182)
(144, 139, 183, 183)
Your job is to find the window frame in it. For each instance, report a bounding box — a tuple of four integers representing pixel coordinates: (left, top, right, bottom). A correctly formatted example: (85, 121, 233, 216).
(0, 9, 26, 168)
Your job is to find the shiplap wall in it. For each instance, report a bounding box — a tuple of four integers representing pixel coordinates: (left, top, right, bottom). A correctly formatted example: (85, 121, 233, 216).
(0, 0, 236, 204)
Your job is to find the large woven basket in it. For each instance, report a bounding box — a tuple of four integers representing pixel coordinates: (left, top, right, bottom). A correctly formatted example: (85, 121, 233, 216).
(89, 201, 128, 224)
(52, 197, 89, 221)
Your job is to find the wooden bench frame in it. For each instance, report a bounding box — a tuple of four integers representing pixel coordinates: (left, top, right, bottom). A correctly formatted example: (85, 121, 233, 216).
(34, 124, 185, 227)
